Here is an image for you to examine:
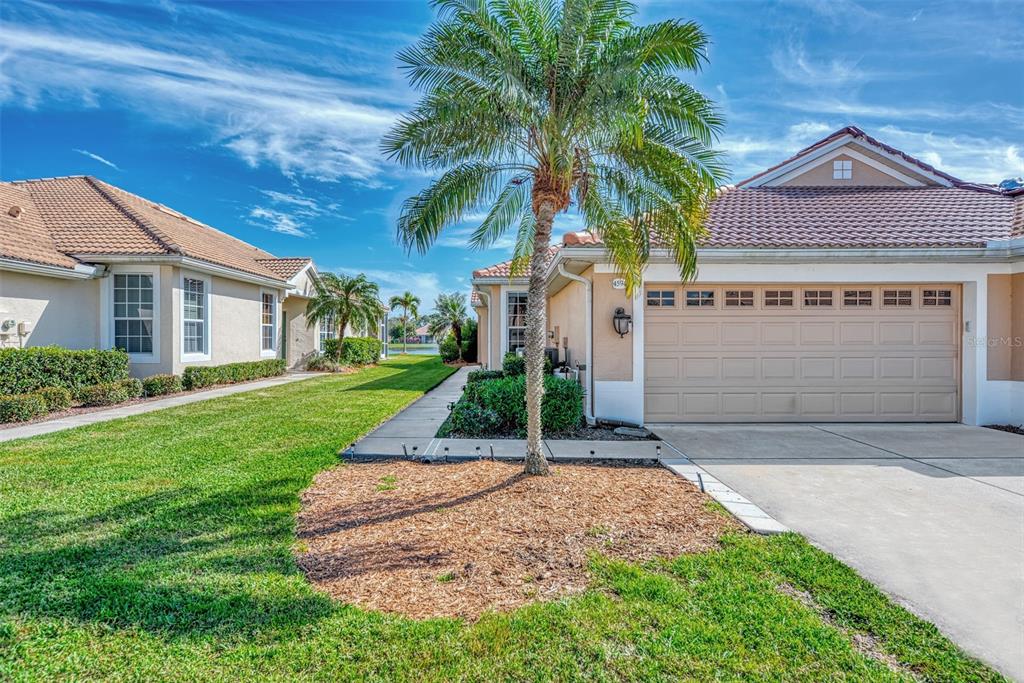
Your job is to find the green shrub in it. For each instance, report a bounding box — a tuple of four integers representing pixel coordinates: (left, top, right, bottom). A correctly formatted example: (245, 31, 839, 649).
(321, 338, 342, 361)
(121, 377, 144, 399)
(466, 369, 504, 384)
(439, 334, 461, 363)
(0, 347, 129, 395)
(444, 374, 583, 436)
(182, 359, 286, 390)
(305, 353, 342, 372)
(0, 393, 48, 423)
(79, 381, 131, 407)
(34, 386, 72, 411)
(182, 366, 221, 390)
(142, 374, 182, 397)
(339, 337, 381, 366)
(502, 351, 552, 376)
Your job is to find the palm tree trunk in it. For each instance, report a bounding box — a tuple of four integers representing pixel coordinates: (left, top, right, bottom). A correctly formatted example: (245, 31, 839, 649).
(523, 200, 553, 476)
(453, 321, 463, 360)
(403, 305, 409, 355)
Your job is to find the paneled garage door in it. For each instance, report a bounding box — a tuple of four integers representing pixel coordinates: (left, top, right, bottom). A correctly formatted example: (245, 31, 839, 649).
(644, 284, 960, 422)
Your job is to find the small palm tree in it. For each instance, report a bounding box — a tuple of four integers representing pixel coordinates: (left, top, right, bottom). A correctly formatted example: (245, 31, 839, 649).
(388, 291, 421, 355)
(426, 292, 468, 360)
(306, 273, 386, 352)
(383, 0, 725, 475)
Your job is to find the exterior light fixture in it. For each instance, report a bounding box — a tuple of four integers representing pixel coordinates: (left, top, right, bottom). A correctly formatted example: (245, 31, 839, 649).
(612, 307, 632, 337)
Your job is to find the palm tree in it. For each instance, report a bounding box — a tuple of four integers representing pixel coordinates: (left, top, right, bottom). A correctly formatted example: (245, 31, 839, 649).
(388, 291, 421, 354)
(425, 292, 468, 360)
(306, 273, 386, 352)
(383, 0, 725, 475)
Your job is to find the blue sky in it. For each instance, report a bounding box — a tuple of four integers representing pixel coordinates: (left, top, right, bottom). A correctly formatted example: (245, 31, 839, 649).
(2, 0, 1022, 311)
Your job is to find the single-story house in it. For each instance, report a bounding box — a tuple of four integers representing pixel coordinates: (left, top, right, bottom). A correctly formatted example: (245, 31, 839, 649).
(471, 126, 1023, 427)
(413, 324, 435, 344)
(0, 175, 384, 374)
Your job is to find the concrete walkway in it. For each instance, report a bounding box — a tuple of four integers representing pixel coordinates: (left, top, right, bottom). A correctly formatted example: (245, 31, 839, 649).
(0, 373, 324, 443)
(656, 423, 1024, 680)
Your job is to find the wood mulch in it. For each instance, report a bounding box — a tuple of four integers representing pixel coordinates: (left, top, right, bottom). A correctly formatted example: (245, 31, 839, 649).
(296, 460, 740, 620)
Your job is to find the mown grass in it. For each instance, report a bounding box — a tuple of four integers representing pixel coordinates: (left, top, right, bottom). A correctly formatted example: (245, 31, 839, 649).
(0, 355, 1001, 681)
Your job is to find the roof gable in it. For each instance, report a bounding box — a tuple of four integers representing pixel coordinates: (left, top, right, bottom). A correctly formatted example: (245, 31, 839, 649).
(738, 126, 960, 189)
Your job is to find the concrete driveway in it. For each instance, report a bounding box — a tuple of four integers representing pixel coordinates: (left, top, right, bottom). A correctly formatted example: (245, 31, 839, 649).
(654, 423, 1024, 680)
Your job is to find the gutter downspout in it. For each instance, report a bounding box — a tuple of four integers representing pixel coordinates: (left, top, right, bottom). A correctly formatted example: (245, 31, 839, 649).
(472, 286, 491, 368)
(557, 262, 595, 424)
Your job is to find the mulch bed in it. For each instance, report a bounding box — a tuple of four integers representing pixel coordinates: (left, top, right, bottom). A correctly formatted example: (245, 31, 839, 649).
(984, 424, 1024, 436)
(296, 460, 739, 620)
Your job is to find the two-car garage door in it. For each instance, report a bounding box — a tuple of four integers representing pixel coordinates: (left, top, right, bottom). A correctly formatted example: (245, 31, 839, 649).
(644, 284, 960, 422)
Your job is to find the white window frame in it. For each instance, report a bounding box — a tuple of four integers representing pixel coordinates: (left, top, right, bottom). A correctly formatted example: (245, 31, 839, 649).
(260, 289, 279, 357)
(101, 264, 161, 364)
(318, 312, 337, 352)
(500, 289, 528, 357)
(833, 159, 853, 180)
(180, 270, 211, 362)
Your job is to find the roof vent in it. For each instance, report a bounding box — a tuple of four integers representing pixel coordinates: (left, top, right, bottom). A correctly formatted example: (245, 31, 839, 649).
(8, 205, 23, 218)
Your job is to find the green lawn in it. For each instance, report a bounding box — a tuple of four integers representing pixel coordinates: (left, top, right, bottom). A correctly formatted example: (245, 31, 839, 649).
(0, 356, 1000, 681)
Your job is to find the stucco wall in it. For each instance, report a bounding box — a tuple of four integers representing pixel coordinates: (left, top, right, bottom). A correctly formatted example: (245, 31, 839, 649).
(546, 275, 588, 369)
(0, 270, 100, 349)
(475, 300, 490, 368)
(987, 273, 1024, 382)
(592, 272, 633, 381)
(781, 153, 908, 187)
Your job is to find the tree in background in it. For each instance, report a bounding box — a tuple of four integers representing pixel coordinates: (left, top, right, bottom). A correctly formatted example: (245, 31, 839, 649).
(306, 273, 386, 345)
(425, 292, 468, 361)
(388, 291, 422, 354)
(384, 0, 724, 474)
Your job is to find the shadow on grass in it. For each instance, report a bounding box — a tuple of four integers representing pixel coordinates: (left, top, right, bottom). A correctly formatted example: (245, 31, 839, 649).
(0, 478, 335, 639)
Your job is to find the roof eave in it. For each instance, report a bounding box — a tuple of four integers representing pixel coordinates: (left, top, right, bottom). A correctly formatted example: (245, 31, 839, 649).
(72, 254, 288, 287)
(0, 256, 101, 279)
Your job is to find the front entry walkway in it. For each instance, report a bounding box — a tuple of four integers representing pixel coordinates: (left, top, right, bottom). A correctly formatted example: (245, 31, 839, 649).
(0, 373, 323, 443)
(654, 423, 1024, 680)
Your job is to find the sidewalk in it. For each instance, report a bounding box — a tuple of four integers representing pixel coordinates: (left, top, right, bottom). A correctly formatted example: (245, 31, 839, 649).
(0, 372, 323, 443)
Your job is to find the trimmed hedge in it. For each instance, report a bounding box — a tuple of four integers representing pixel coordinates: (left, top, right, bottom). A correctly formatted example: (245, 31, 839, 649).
(502, 351, 553, 376)
(466, 369, 504, 384)
(0, 347, 129, 395)
(440, 374, 583, 437)
(182, 359, 287, 391)
(439, 334, 460, 363)
(142, 374, 182, 397)
(322, 337, 381, 366)
(79, 378, 142, 407)
(0, 393, 48, 423)
(34, 386, 73, 412)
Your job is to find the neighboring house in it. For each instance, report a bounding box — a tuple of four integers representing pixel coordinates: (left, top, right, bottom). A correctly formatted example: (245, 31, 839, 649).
(0, 176, 378, 373)
(413, 324, 435, 344)
(471, 127, 1024, 427)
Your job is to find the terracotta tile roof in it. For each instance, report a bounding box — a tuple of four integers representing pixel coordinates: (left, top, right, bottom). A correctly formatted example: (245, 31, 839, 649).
(703, 186, 1015, 248)
(256, 257, 312, 279)
(0, 176, 306, 280)
(472, 246, 559, 278)
(470, 291, 482, 307)
(737, 125, 962, 187)
(0, 182, 79, 269)
(1013, 196, 1024, 239)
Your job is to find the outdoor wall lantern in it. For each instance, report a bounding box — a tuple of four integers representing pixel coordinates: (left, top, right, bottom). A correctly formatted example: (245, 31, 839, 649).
(612, 307, 633, 337)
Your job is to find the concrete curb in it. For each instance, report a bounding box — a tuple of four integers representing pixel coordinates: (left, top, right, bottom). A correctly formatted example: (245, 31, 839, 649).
(659, 441, 789, 535)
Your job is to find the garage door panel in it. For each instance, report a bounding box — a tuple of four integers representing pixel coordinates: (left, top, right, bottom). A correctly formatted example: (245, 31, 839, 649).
(644, 283, 959, 423)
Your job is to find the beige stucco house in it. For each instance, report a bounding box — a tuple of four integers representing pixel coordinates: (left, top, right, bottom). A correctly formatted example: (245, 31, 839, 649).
(471, 127, 1024, 427)
(0, 176, 371, 374)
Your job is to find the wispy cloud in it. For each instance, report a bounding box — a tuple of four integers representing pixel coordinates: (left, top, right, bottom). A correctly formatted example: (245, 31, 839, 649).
(770, 41, 874, 88)
(0, 6, 404, 183)
(872, 126, 1024, 183)
(247, 207, 309, 237)
(786, 99, 1024, 127)
(73, 148, 120, 170)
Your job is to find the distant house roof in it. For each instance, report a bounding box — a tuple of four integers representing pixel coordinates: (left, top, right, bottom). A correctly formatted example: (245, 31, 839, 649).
(0, 176, 304, 281)
(472, 246, 559, 278)
(415, 324, 432, 335)
(470, 290, 483, 307)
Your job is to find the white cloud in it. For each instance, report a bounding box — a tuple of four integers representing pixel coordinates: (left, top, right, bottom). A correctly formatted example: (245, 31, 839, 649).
(872, 126, 1024, 183)
(0, 17, 400, 183)
(247, 207, 309, 237)
(770, 42, 873, 88)
(719, 121, 836, 180)
(73, 148, 120, 170)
